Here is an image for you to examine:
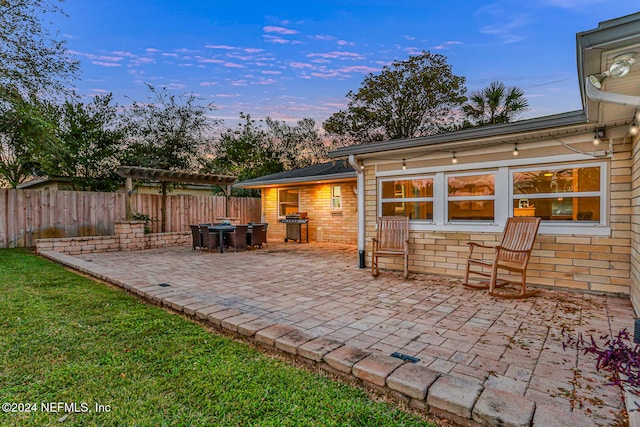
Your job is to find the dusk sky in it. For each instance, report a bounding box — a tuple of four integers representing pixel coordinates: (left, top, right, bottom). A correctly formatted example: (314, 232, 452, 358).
(52, 1, 639, 127)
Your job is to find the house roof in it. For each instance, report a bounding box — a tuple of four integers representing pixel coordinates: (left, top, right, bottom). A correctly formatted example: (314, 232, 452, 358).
(17, 176, 72, 189)
(235, 160, 356, 188)
(328, 110, 591, 159)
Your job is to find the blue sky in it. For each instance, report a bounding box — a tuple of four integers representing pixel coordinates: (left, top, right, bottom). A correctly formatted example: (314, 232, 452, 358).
(54, 1, 638, 126)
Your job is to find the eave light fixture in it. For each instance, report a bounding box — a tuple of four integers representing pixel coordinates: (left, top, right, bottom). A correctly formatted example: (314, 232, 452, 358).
(402, 159, 406, 170)
(451, 152, 458, 164)
(512, 143, 519, 156)
(589, 52, 636, 89)
(593, 128, 605, 146)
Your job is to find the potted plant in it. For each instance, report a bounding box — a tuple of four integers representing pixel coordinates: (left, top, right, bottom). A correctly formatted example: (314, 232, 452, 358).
(132, 212, 155, 234)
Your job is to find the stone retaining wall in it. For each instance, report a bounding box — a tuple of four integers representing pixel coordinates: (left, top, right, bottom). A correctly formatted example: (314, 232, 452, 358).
(35, 221, 190, 255)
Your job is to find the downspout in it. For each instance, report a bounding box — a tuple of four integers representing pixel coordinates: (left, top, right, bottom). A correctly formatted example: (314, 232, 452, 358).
(348, 154, 366, 268)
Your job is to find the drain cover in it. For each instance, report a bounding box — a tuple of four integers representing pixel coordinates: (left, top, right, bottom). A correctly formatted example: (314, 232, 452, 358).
(391, 352, 420, 363)
(157, 283, 171, 287)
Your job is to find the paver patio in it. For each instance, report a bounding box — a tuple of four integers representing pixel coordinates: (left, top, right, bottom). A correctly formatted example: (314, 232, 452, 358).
(42, 242, 634, 426)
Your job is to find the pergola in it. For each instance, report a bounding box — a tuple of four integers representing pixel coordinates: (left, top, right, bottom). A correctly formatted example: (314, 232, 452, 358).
(116, 166, 237, 231)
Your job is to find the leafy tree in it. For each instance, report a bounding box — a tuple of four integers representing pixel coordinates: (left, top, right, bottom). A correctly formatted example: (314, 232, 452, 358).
(0, 89, 57, 187)
(265, 117, 329, 170)
(324, 51, 466, 143)
(48, 94, 124, 191)
(461, 81, 529, 127)
(121, 84, 218, 172)
(205, 113, 283, 197)
(0, 0, 78, 98)
(121, 85, 219, 230)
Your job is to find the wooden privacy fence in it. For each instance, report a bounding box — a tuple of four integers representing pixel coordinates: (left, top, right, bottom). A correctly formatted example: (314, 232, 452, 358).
(0, 189, 261, 248)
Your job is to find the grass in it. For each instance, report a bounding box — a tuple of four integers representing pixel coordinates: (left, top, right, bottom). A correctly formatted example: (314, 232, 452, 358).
(0, 249, 435, 426)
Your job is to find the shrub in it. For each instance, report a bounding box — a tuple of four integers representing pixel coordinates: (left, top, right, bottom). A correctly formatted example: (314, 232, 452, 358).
(562, 328, 640, 389)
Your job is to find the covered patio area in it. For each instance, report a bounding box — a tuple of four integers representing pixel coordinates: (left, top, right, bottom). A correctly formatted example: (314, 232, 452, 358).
(40, 242, 633, 426)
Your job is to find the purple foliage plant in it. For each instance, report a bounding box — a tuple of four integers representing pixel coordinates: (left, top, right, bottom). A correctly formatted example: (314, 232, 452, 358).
(562, 328, 640, 390)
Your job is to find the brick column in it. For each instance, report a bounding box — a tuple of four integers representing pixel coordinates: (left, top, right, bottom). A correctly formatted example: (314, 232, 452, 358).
(114, 220, 146, 251)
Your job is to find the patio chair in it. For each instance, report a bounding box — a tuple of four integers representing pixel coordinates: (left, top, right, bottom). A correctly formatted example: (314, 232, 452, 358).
(200, 226, 220, 251)
(463, 217, 541, 299)
(225, 224, 249, 251)
(371, 216, 410, 279)
(190, 225, 203, 250)
(248, 224, 266, 249)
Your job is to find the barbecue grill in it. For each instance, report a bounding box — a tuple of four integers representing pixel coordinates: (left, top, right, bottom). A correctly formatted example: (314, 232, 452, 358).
(279, 212, 309, 243)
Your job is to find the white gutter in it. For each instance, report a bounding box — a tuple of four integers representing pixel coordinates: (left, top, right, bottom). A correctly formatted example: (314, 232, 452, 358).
(585, 77, 640, 107)
(348, 154, 366, 268)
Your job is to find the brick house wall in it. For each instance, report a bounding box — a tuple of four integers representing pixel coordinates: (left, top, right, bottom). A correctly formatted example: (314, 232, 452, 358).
(260, 180, 357, 244)
(362, 132, 634, 296)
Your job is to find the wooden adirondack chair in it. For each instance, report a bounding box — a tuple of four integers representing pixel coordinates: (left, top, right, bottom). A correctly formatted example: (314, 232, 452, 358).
(463, 217, 541, 299)
(371, 216, 410, 279)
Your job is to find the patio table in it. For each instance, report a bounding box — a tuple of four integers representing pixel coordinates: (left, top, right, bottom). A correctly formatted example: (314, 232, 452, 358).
(208, 225, 236, 253)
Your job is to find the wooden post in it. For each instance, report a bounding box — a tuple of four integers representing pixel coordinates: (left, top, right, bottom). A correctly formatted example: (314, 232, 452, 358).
(225, 185, 231, 217)
(125, 177, 133, 220)
(161, 182, 168, 233)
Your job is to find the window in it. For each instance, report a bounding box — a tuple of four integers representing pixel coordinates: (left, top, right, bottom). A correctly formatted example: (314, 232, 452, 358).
(512, 166, 601, 222)
(380, 178, 433, 220)
(278, 188, 299, 216)
(331, 185, 342, 211)
(447, 173, 495, 221)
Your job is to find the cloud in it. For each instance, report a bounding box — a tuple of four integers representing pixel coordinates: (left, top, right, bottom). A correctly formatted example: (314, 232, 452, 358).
(339, 65, 379, 74)
(161, 83, 187, 90)
(432, 41, 463, 50)
(263, 25, 299, 35)
(254, 78, 276, 85)
(196, 57, 225, 64)
(289, 62, 315, 69)
(402, 35, 416, 41)
(263, 35, 291, 44)
(244, 48, 264, 53)
(337, 40, 355, 46)
(261, 70, 282, 75)
(307, 51, 365, 60)
(200, 81, 218, 87)
(146, 48, 161, 53)
(162, 53, 179, 58)
(223, 62, 244, 68)
(311, 35, 336, 41)
(68, 50, 125, 63)
(215, 93, 241, 98)
(131, 57, 155, 65)
(542, 0, 608, 7)
(205, 44, 237, 50)
(92, 61, 122, 67)
(474, 5, 529, 44)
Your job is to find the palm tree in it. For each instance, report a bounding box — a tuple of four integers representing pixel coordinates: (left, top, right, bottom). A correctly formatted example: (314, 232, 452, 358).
(461, 81, 529, 127)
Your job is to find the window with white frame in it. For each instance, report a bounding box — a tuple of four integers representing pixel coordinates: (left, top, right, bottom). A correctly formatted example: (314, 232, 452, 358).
(380, 177, 433, 220)
(331, 185, 342, 211)
(512, 165, 602, 222)
(278, 188, 299, 216)
(376, 161, 606, 233)
(447, 172, 495, 221)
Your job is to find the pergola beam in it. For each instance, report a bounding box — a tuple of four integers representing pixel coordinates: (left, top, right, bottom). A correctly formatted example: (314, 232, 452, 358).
(116, 166, 236, 186)
(116, 166, 237, 229)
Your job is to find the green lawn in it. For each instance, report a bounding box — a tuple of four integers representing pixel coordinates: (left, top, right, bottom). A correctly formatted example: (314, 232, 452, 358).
(0, 249, 435, 426)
